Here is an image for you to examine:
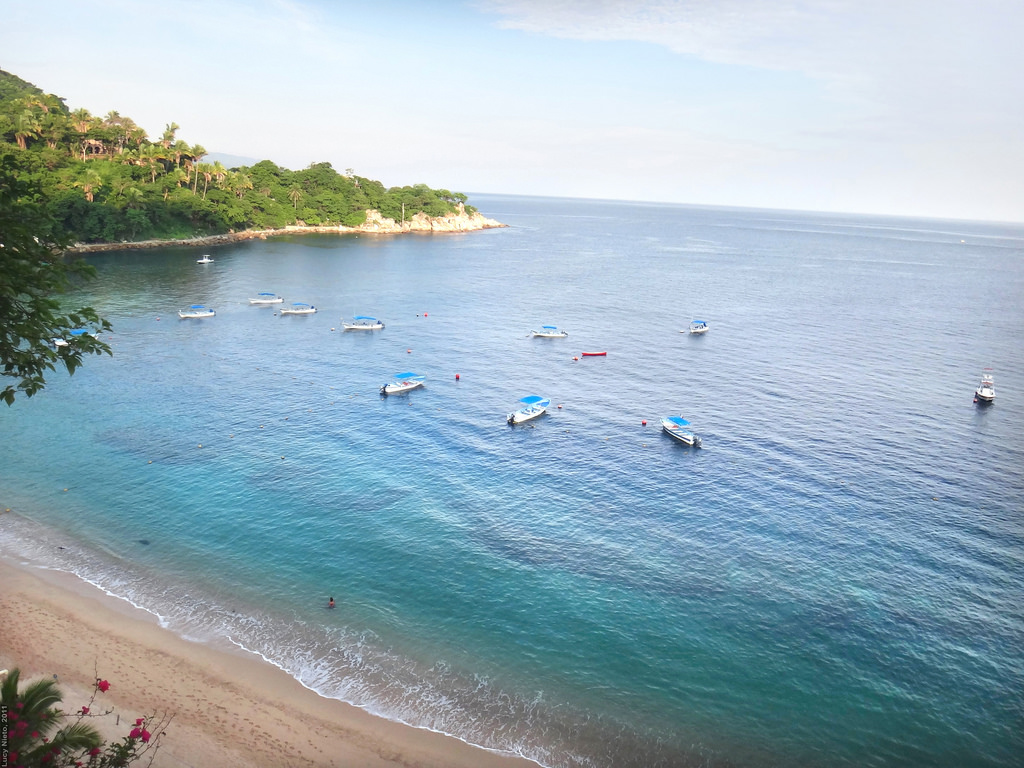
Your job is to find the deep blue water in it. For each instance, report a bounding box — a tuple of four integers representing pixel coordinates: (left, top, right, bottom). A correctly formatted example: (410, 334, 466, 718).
(2, 195, 1023, 768)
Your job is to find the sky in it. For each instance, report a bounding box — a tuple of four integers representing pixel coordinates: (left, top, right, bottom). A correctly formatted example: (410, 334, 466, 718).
(2, 0, 1022, 222)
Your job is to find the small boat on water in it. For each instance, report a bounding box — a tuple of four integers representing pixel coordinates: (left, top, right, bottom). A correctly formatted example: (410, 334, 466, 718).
(280, 302, 316, 315)
(343, 315, 385, 330)
(581, 351, 607, 357)
(178, 304, 216, 319)
(380, 372, 425, 396)
(507, 395, 550, 425)
(53, 329, 94, 347)
(530, 325, 568, 338)
(196, 255, 214, 264)
(249, 292, 284, 305)
(661, 416, 702, 447)
(687, 320, 709, 334)
(975, 369, 995, 403)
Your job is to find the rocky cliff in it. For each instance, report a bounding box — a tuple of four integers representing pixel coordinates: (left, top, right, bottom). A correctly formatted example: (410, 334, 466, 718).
(67, 206, 506, 253)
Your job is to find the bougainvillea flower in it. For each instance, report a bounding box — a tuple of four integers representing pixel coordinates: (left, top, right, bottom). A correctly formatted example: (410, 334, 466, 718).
(135, 718, 145, 726)
(89, 747, 102, 756)
(96, 679, 110, 692)
(129, 727, 142, 739)
(80, 706, 90, 714)
(141, 730, 152, 743)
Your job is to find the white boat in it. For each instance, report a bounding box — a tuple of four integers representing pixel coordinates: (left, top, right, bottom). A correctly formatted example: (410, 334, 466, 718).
(280, 302, 317, 315)
(661, 416, 702, 447)
(507, 395, 550, 425)
(530, 325, 568, 338)
(687, 320, 709, 334)
(178, 304, 216, 318)
(380, 372, 425, 396)
(196, 255, 214, 264)
(975, 369, 995, 403)
(249, 292, 284, 305)
(52, 329, 93, 347)
(342, 315, 385, 330)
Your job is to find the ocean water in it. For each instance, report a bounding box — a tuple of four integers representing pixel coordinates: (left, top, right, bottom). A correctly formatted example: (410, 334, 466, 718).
(2, 195, 1023, 768)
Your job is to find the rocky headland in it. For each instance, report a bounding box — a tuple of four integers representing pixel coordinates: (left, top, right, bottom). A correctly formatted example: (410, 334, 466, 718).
(67, 206, 506, 254)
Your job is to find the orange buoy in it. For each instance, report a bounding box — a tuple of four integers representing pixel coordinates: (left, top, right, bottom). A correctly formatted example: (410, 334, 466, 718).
(642, 420, 647, 426)
(557, 404, 563, 409)
(424, 312, 428, 317)
(407, 348, 412, 354)
(455, 373, 460, 380)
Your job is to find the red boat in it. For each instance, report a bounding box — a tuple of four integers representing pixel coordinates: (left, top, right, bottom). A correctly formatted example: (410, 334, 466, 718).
(581, 351, 607, 357)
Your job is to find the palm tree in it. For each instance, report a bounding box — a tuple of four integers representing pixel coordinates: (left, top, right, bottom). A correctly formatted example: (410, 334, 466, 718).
(14, 109, 41, 150)
(228, 170, 253, 199)
(141, 144, 163, 183)
(76, 169, 104, 202)
(160, 122, 180, 149)
(289, 186, 303, 210)
(188, 144, 208, 194)
(71, 107, 93, 134)
(172, 139, 190, 170)
(1, 668, 103, 765)
(212, 160, 227, 189)
(198, 162, 214, 199)
(169, 167, 189, 189)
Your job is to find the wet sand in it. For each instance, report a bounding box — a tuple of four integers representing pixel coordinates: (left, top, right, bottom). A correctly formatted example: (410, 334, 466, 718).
(0, 558, 536, 768)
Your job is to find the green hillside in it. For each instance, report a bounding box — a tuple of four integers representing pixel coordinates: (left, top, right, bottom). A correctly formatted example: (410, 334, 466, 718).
(0, 69, 475, 244)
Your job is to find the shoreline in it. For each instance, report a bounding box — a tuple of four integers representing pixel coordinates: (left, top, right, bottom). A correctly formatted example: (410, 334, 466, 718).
(65, 209, 507, 254)
(0, 555, 537, 768)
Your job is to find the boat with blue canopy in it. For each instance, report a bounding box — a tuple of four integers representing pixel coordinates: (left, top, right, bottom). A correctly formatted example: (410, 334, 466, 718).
(687, 320, 708, 334)
(530, 325, 568, 338)
(380, 372, 425, 396)
(280, 302, 317, 315)
(178, 304, 216, 319)
(343, 315, 385, 330)
(249, 292, 284, 305)
(53, 328, 94, 347)
(507, 395, 550, 425)
(661, 415, 702, 447)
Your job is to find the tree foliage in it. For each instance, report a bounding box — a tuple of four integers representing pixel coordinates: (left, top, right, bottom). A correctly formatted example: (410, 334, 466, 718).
(1, 668, 170, 767)
(0, 68, 477, 245)
(0, 153, 112, 405)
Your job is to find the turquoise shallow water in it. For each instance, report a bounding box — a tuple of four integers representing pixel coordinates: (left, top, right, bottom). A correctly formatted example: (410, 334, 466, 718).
(2, 196, 1023, 767)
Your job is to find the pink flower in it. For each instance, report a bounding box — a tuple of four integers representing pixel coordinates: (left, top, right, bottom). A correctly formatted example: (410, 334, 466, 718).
(129, 727, 141, 739)
(134, 718, 145, 726)
(141, 729, 151, 743)
(96, 679, 110, 692)
(32, 730, 40, 738)
(80, 706, 90, 714)
(89, 747, 102, 756)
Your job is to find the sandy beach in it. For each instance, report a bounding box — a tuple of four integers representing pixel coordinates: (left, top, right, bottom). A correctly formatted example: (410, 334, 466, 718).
(0, 558, 537, 768)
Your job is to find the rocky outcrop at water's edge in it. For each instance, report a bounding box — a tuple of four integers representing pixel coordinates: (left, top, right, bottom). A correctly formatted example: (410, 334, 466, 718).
(66, 206, 506, 254)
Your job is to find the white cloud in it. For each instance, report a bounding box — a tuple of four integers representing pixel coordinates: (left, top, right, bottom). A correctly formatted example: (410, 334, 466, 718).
(476, 0, 1024, 136)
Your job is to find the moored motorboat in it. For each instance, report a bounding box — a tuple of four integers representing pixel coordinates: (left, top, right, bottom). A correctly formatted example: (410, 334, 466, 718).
(380, 372, 425, 395)
(196, 255, 214, 263)
(249, 292, 284, 305)
(687, 320, 708, 334)
(280, 302, 316, 315)
(343, 315, 385, 330)
(53, 329, 94, 347)
(530, 325, 568, 338)
(661, 415, 702, 447)
(975, 369, 995, 403)
(178, 304, 216, 318)
(507, 395, 550, 425)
